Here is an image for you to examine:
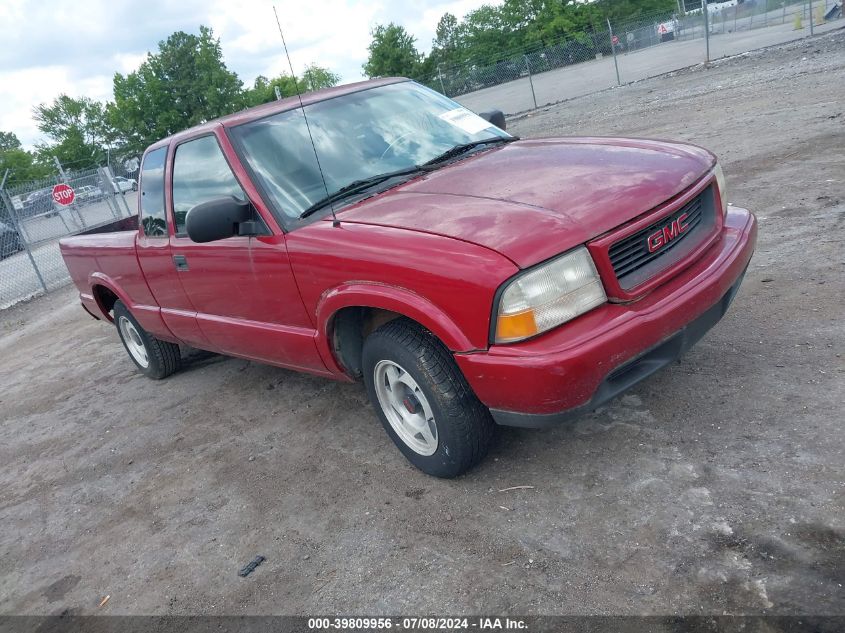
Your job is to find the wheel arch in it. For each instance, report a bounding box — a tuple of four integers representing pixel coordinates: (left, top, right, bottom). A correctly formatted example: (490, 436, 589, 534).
(315, 283, 477, 378)
(88, 273, 133, 322)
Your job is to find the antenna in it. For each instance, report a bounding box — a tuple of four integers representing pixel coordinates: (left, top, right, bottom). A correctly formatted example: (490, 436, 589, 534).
(273, 5, 339, 227)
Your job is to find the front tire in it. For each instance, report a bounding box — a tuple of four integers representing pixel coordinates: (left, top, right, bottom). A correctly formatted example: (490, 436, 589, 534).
(362, 319, 495, 478)
(113, 300, 181, 379)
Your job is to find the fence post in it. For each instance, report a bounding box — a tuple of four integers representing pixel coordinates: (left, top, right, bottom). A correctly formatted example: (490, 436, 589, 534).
(437, 66, 446, 96)
(97, 168, 121, 220)
(702, 0, 710, 63)
(0, 188, 48, 293)
(101, 166, 132, 217)
(53, 155, 67, 181)
(523, 55, 538, 110)
(117, 180, 133, 217)
(782, 2, 787, 24)
(809, 0, 814, 35)
(607, 18, 621, 86)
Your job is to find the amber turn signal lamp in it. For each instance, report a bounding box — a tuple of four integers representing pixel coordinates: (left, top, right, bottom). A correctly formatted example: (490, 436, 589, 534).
(495, 309, 538, 343)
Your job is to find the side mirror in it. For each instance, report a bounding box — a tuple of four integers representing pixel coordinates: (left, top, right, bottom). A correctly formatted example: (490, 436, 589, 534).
(186, 196, 254, 243)
(479, 109, 506, 131)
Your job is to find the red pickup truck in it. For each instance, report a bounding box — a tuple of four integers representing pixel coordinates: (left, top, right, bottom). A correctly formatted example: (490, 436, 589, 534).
(60, 78, 757, 477)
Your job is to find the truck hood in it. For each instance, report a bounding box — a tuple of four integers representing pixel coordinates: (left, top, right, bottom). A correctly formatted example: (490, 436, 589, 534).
(336, 137, 715, 268)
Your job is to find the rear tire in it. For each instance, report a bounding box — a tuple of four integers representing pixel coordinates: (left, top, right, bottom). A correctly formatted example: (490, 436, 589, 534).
(113, 300, 181, 379)
(362, 318, 494, 478)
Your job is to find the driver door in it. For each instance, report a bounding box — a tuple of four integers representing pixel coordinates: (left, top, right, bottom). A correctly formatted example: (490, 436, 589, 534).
(167, 130, 327, 374)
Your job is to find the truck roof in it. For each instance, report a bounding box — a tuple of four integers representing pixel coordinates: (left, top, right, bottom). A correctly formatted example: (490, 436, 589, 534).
(146, 77, 408, 152)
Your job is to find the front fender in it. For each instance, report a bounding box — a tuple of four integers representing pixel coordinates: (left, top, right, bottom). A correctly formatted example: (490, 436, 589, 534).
(315, 282, 477, 375)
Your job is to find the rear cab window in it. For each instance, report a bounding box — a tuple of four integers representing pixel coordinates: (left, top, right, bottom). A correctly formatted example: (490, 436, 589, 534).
(139, 147, 168, 237)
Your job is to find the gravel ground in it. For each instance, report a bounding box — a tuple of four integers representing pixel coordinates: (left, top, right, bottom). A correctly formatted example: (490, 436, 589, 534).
(1, 30, 843, 617)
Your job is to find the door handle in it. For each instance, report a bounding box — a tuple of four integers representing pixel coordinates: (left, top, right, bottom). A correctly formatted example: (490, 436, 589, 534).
(173, 255, 189, 271)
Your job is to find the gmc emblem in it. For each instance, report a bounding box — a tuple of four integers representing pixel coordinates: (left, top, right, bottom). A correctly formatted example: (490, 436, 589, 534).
(647, 212, 689, 253)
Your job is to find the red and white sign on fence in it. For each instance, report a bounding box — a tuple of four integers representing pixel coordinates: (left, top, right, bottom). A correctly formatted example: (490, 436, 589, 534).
(52, 183, 75, 206)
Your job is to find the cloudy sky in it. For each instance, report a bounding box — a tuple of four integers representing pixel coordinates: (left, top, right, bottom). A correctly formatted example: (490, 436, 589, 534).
(0, 0, 494, 148)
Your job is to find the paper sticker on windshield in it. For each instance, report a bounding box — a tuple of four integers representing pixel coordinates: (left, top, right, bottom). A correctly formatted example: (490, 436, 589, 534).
(438, 108, 493, 135)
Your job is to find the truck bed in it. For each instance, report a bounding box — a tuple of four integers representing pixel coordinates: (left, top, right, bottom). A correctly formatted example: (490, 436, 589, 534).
(59, 217, 140, 298)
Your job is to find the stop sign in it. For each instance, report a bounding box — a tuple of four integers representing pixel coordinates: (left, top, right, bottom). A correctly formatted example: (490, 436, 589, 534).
(52, 183, 75, 206)
(612, 35, 619, 45)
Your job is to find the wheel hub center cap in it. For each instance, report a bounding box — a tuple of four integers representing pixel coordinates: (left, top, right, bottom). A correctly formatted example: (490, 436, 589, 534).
(402, 394, 420, 415)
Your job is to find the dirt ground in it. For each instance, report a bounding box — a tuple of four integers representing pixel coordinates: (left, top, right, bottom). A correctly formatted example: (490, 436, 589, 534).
(1, 31, 843, 617)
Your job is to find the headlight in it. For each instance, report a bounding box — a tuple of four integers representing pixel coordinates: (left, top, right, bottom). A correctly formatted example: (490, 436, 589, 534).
(714, 163, 728, 216)
(494, 246, 607, 344)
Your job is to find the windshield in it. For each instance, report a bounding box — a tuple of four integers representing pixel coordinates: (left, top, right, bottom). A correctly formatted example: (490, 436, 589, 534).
(229, 81, 509, 220)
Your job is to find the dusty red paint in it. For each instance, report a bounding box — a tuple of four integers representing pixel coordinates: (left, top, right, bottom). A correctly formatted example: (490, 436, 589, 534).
(60, 78, 757, 418)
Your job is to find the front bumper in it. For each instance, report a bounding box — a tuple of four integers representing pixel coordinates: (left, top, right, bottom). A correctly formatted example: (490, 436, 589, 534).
(454, 206, 757, 427)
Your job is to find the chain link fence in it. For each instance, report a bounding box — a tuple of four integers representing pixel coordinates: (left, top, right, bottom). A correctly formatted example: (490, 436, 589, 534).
(702, 0, 829, 36)
(423, 0, 842, 115)
(0, 163, 138, 309)
(0, 1, 842, 310)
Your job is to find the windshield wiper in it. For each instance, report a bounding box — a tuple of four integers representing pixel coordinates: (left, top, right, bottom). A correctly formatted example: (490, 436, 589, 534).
(422, 136, 518, 167)
(299, 165, 428, 219)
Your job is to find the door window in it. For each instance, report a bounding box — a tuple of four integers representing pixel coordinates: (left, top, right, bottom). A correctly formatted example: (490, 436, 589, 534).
(172, 136, 247, 236)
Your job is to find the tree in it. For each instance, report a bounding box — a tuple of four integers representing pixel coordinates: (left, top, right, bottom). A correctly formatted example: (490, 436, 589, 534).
(109, 26, 245, 154)
(362, 23, 422, 79)
(422, 0, 677, 71)
(0, 131, 51, 186)
(0, 131, 21, 152)
(0, 148, 51, 185)
(32, 95, 112, 167)
(429, 13, 464, 68)
(458, 6, 512, 61)
(243, 65, 340, 107)
(244, 75, 299, 107)
(302, 64, 341, 91)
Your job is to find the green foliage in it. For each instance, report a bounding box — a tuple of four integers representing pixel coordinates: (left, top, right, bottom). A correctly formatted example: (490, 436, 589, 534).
(4, 23, 344, 183)
(428, 0, 674, 70)
(244, 75, 300, 107)
(0, 131, 21, 152)
(109, 26, 245, 154)
(302, 64, 341, 91)
(7, 0, 675, 180)
(33, 95, 112, 167)
(430, 12, 461, 66)
(243, 65, 340, 107)
(0, 148, 51, 185)
(0, 131, 50, 185)
(363, 23, 422, 78)
(368, 0, 676, 82)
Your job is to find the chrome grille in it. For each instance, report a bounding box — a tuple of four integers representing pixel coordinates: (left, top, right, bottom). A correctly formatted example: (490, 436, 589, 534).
(609, 190, 709, 285)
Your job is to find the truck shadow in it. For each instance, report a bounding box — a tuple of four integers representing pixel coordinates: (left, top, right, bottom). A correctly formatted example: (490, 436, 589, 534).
(178, 346, 229, 370)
